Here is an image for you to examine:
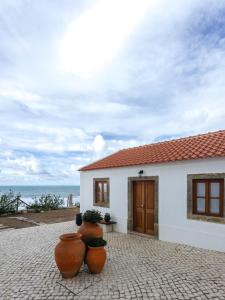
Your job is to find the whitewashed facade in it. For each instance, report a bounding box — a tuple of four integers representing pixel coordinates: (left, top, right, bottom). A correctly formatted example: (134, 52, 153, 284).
(80, 157, 225, 252)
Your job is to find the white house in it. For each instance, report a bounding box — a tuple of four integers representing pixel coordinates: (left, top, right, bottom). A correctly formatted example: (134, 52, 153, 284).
(79, 130, 225, 252)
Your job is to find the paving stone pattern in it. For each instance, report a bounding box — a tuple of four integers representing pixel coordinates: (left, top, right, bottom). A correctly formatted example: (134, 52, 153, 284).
(0, 221, 225, 299)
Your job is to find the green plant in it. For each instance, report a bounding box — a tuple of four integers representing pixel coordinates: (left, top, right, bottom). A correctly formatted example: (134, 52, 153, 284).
(75, 201, 80, 208)
(86, 237, 107, 247)
(29, 194, 64, 211)
(83, 210, 102, 223)
(104, 213, 111, 222)
(28, 201, 42, 213)
(0, 190, 19, 214)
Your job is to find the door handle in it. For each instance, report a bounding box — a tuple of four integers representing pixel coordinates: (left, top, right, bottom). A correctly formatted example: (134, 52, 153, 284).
(141, 204, 144, 208)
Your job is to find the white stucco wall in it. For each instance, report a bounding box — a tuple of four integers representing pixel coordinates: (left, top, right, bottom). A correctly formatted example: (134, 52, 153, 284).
(80, 157, 225, 252)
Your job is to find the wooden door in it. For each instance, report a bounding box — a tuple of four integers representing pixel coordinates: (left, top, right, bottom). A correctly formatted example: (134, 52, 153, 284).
(133, 181, 145, 233)
(133, 181, 155, 235)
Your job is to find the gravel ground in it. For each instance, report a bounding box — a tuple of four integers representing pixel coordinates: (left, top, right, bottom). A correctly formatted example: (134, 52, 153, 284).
(0, 208, 79, 229)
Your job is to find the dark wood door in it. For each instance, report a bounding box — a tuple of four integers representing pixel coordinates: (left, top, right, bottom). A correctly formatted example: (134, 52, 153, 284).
(133, 181, 155, 235)
(133, 181, 145, 233)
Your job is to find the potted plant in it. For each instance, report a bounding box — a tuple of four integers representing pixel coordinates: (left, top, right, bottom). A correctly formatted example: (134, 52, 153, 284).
(78, 210, 103, 241)
(86, 237, 107, 274)
(76, 213, 82, 226)
(104, 213, 111, 223)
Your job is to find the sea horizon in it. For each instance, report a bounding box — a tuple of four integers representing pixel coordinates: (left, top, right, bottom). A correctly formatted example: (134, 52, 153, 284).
(0, 185, 80, 207)
(0, 184, 80, 187)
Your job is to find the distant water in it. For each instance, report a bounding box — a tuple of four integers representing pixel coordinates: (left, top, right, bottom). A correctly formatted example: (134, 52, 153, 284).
(0, 185, 80, 207)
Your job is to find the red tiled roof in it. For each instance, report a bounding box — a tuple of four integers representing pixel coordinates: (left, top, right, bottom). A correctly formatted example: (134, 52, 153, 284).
(79, 130, 225, 171)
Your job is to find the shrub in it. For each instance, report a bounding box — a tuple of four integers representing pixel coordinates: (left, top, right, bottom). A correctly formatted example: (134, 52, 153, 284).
(83, 210, 102, 223)
(86, 237, 107, 247)
(104, 213, 111, 222)
(28, 201, 42, 213)
(0, 191, 20, 214)
(75, 201, 80, 208)
(29, 194, 64, 211)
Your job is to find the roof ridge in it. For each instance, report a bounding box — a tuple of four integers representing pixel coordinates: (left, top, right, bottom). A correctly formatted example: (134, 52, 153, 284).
(79, 129, 225, 171)
(119, 129, 225, 152)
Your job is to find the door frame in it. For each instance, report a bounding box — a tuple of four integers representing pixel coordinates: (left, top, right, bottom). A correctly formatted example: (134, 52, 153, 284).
(128, 176, 159, 239)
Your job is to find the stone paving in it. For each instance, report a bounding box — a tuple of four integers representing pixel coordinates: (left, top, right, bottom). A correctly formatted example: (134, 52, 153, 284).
(0, 221, 225, 300)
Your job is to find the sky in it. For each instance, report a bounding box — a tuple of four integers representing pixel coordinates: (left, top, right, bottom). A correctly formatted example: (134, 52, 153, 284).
(0, 0, 225, 185)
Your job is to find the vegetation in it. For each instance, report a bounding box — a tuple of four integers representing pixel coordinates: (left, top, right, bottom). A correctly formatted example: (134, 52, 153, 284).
(29, 194, 64, 212)
(75, 201, 80, 208)
(104, 213, 111, 222)
(0, 191, 21, 215)
(86, 237, 107, 247)
(83, 209, 102, 223)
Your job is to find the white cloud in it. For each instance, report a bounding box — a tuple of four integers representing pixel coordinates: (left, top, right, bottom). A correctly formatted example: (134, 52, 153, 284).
(93, 134, 105, 153)
(1, 150, 13, 158)
(59, 0, 154, 78)
(79, 101, 129, 114)
(6, 156, 41, 175)
(70, 164, 83, 172)
(0, 0, 225, 184)
(0, 89, 40, 102)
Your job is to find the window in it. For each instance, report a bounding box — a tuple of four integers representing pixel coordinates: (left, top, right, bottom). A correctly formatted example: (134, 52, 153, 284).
(93, 178, 109, 207)
(193, 179, 224, 217)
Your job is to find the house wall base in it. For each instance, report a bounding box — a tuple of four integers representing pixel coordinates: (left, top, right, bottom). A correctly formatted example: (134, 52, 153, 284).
(159, 223, 225, 252)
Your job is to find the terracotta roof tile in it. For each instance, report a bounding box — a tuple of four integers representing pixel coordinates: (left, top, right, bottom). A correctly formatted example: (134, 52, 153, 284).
(79, 130, 225, 171)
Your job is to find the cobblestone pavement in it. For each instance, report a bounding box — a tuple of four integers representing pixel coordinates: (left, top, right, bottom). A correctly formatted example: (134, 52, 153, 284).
(0, 221, 225, 300)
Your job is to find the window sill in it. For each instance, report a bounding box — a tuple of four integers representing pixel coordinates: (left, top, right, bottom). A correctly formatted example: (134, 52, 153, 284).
(93, 203, 110, 208)
(187, 213, 225, 224)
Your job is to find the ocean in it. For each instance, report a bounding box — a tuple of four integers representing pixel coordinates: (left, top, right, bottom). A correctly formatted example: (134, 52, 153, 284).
(0, 185, 80, 207)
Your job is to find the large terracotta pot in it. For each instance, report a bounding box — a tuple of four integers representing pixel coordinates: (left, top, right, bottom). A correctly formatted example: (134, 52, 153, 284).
(86, 246, 106, 274)
(54, 233, 85, 278)
(78, 222, 103, 241)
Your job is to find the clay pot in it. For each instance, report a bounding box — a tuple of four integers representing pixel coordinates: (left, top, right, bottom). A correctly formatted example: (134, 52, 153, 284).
(78, 222, 103, 241)
(76, 213, 82, 226)
(86, 246, 106, 274)
(54, 233, 85, 278)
